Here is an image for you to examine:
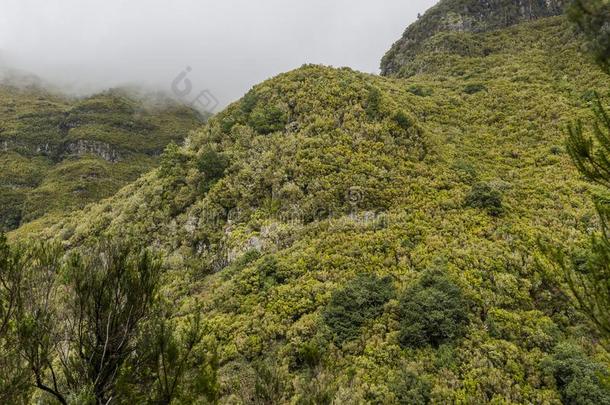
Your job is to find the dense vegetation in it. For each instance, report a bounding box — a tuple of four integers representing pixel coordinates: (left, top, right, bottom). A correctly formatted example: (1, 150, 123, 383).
(0, 235, 219, 404)
(551, 0, 610, 339)
(380, 0, 568, 76)
(0, 82, 204, 232)
(568, 0, 610, 72)
(3, 0, 610, 403)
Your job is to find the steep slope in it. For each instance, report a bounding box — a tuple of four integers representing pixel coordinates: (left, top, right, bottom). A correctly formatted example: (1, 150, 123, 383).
(0, 82, 204, 232)
(381, 0, 568, 76)
(14, 13, 610, 405)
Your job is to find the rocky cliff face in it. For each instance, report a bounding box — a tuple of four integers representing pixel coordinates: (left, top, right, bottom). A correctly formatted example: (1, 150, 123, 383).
(381, 0, 568, 76)
(0, 83, 204, 231)
(65, 140, 121, 162)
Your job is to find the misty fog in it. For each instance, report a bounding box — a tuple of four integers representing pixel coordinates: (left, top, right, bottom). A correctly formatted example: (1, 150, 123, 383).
(0, 0, 436, 110)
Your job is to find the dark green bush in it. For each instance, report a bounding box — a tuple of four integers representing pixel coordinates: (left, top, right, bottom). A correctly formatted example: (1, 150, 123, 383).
(581, 90, 598, 102)
(248, 105, 288, 134)
(398, 269, 469, 348)
(241, 89, 259, 114)
(323, 274, 394, 344)
(257, 255, 289, 284)
(197, 147, 229, 186)
(408, 85, 433, 97)
(393, 111, 414, 131)
(290, 339, 324, 371)
(465, 182, 503, 216)
(365, 87, 383, 120)
(0, 188, 24, 231)
(220, 116, 237, 134)
(542, 342, 610, 405)
(463, 84, 487, 94)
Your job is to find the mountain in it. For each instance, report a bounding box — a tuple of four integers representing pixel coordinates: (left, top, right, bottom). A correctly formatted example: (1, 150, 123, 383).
(9, 2, 610, 404)
(0, 80, 205, 232)
(381, 0, 569, 76)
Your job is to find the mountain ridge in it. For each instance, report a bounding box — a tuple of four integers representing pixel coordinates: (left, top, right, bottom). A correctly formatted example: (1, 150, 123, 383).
(381, 0, 569, 76)
(0, 82, 205, 232)
(7, 2, 610, 403)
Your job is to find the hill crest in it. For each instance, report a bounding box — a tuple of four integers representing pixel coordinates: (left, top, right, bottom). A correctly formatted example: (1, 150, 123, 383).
(381, 0, 568, 76)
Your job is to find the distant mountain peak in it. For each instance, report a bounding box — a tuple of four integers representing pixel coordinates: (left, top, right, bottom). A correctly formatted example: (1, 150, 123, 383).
(381, 0, 569, 76)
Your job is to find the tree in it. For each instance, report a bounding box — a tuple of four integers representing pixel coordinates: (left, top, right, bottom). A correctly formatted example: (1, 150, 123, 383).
(391, 367, 432, 405)
(561, 101, 610, 336)
(465, 182, 504, 216)
(0, 234, 31, 403)
(542, 342, 610, 404)
(198, 147, 229, 192)
(65, 240, 162, 403)
(14, 239, 67, 404)
(127, 312, 220, 404)
(13, 238, 162, 404)
(7, 237, 217, 404)
(558, 0, 610, 338)
(568, 0, 610, 72)
(323, 274, 394, 344)
(398, 269, 469, 348)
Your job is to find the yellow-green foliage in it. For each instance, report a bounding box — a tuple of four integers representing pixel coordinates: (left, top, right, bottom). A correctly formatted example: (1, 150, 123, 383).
(0, 85, 204, 231)
(12, 16, 610, 404)
(380, 0, 568, 76)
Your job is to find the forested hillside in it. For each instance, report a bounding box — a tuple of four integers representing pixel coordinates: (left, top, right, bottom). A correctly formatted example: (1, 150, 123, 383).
(0, 81, 204, 232)
(381, 0, 569, 76)
(3, 1, 610, 404)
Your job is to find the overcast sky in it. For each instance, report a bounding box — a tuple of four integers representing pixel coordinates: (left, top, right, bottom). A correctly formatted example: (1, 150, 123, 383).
(0, 0, 436, 109)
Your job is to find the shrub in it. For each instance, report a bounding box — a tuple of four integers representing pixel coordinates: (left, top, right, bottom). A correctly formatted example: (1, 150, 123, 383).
(0, 188, 24, 231)
(291, 339, 324, 371)
(254, 361, 286, 404)
(257, 255, 288, 284)
(398, 269, 469, 348)
(365, 87, 383, 120)
(159, 142, 189, 179)
(463, 84, 487, 94)
(323, 274, 394, 344)
(452, 160, 478, 184)
(392, 368, 432, 405)
(197, 147, 229, 187)
(393, 110, 415, 131)
(542, 342, 610, 404)
(241, 89, 259, 114)
(408, 85, 433, 97)
(465, 182, 503, 216)
(248, 105, 288, 134)
(295, 372, 335, 405)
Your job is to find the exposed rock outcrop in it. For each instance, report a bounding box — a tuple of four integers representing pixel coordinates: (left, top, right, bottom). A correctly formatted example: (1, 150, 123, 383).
(65, 139, 121, 162)
(381, 0, 568, 76)
(0, 83, 203, 231)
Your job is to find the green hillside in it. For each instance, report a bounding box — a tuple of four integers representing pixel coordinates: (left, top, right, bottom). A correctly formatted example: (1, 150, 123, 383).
(10, 9, 610, 402)
(381, 0, 568, 76)
(0, 83, 205, 232)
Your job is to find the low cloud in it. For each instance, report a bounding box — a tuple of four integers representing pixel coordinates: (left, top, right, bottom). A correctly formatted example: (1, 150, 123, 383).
(0, 0, 435, 109)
